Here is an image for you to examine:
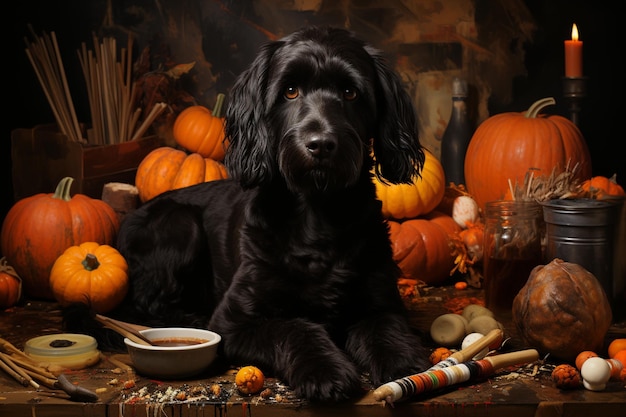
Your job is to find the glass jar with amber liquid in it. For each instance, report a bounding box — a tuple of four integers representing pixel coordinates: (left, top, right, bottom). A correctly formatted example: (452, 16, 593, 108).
(483, 200, 544, 317)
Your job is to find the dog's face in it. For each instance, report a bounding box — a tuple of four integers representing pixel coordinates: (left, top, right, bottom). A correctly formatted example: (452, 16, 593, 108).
(225, 26, 424, 193)
(265, 33, 379, 193)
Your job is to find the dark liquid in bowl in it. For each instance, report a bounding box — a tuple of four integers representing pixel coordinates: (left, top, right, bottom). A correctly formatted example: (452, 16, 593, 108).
(151, 337, 208, 347)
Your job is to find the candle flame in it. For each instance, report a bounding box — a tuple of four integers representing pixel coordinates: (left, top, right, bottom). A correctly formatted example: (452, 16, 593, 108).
(571, 23, 579, 41)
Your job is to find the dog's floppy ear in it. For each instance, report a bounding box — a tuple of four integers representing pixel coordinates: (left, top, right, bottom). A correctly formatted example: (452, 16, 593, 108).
(224, 41, 282, 188)
(368, 47, 425, 185)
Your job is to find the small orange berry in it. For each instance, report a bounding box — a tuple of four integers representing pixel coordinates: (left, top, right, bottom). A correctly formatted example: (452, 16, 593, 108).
(551, 364, 581, 389)
(454, 281, 468, 290)
(429, 347, 453, 365)
(575, 350, 598, 370)
(235, 365, 265, 395)
(607, 338, 626, 359)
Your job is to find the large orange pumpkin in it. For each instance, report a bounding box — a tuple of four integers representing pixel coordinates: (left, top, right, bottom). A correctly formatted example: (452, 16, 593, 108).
(387, 211, 461, 285)
(464, 97, 592, 210)
(0, 177, 119, 299)
(135, 146, 229, 202)
(373, 149, 445, 220)
(50, 242, 128, 314)
(172, 94, 229, 161)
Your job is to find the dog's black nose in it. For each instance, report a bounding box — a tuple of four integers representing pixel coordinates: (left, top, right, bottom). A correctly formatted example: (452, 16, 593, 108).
(306, 136, 336, 158)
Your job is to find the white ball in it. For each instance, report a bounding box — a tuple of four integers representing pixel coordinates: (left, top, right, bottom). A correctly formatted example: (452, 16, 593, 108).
(461, 332, 488, 360)
(580, 356, 611, 391)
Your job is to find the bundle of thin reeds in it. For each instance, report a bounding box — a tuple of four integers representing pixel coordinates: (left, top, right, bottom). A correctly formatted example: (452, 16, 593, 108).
(25, 27, 166, 145)
(24, 25, 83, 142)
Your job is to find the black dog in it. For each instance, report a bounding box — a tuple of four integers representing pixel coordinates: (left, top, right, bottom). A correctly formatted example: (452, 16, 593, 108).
(73, 26, 430, 402)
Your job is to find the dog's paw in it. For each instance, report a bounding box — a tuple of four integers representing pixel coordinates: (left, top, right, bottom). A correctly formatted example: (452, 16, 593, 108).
(370, 358, 427, 387)
(291, 361, 364, 402)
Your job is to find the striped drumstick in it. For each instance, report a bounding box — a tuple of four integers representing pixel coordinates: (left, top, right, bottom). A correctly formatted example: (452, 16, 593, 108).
(373, 348, 539, 403)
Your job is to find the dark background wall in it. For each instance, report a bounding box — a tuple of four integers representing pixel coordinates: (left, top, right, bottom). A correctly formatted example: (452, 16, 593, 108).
(3, 0, 623, 229)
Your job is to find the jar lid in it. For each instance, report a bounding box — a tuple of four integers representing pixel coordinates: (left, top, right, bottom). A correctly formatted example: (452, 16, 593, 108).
(25, 333, 97, 358)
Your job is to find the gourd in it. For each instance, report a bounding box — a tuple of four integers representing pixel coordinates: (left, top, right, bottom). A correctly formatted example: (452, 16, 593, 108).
(580, 175, 625, 199)
(464, 97, 592, 210)
(135, 147, 228, 202)
(0, 177, 119, 300)
(512, 258, 612, 362)
(0, 258, 22, 309)
(387, 211, 461, 285)
(373, 149, 445, 220)
(50, 242, 128, 313)
(172, 94, 228, 161)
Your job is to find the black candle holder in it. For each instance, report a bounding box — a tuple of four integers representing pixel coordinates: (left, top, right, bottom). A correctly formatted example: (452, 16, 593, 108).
(562, 76, 587, 127)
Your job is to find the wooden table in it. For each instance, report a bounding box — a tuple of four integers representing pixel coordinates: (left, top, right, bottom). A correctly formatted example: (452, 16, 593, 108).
(1, 285, 625, 417)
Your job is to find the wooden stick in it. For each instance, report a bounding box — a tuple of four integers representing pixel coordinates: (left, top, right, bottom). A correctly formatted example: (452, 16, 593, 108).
(0, 353, 39, 388)
(429, 329, 504, 369)
(95, 314, 153, 346)
(5, 354, 57, 380)
(0, 337, 31, 361)
(130, 102, 166, 141)
(22, 368, 57, 389)
(101, 353, 134, 373)
(0, 354, 30, 387)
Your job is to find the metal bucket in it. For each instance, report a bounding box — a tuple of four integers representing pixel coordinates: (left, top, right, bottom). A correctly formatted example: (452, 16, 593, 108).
(541, 198, 623, 311)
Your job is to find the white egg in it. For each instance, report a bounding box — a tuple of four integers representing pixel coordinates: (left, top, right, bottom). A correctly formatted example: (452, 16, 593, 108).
(461, 332, 488, 360)
(580, 356, 611, 391)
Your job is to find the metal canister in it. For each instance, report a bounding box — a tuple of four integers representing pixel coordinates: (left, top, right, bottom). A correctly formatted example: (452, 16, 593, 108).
(541, 198, 622, 311)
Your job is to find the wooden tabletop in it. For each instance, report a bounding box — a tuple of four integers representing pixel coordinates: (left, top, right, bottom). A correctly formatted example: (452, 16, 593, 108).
(1, 285, 624, 417)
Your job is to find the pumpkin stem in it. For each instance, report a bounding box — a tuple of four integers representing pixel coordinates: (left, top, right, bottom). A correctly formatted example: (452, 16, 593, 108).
(0, 257, 19, 277)
(82, 253, 100, 271)
(524, 97, 556, 118)
(212, 93, 225, 118)
(53, 177, 75, 201)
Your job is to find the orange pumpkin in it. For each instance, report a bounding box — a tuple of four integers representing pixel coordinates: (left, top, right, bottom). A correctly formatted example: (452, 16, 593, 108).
(0, 177, 119, 300)
(580, 175, 625, 199)
(235, 365, 265, 395)
(388, 211, 462, 285)
(0, 257, 22, 309)
(135, 147, 229, 202)
(464, 97, 592, 210)
(173, 94, 229, 161)
(373, 149, 445, 220)
(50, 242, 128, 313)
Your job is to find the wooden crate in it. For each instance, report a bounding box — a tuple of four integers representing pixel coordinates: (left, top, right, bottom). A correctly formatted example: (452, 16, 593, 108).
(11, 124, 163, 201)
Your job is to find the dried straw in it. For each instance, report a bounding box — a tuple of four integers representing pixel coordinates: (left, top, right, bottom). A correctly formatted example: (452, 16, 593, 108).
(26, 27, 165, 145)
(24, 25, 83, 142)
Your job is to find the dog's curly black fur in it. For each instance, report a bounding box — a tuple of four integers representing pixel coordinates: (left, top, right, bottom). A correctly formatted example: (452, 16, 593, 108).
(66, 26, 430, 402)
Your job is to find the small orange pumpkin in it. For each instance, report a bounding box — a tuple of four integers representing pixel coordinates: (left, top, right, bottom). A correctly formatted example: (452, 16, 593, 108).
(0, 177, 119, 300)
(373, 149, 446, 220)
(0, 257, 22, 309)
(135, 147, 229, 202)
(235, 365, 265, 395)
(464, 97, 592, 210)
(173, 94, 229, 161)
(580, 175, 625, 199)
(387, 211, 462, 285)
(50, 242, 128, 313)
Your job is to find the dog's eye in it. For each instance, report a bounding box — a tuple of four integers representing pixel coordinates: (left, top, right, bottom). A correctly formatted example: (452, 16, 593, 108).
(284, 87, 299, 100)
(343, 88, 357, 101)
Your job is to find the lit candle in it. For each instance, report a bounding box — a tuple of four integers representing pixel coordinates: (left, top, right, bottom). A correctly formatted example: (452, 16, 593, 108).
(564, 23, 583, 77)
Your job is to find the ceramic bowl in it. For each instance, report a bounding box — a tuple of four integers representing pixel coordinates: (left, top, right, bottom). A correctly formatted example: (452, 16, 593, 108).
(124, 327, 221, 379)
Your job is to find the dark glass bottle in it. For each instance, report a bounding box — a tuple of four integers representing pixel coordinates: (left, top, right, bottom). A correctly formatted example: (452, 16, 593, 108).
(440, 78, 472, 186)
